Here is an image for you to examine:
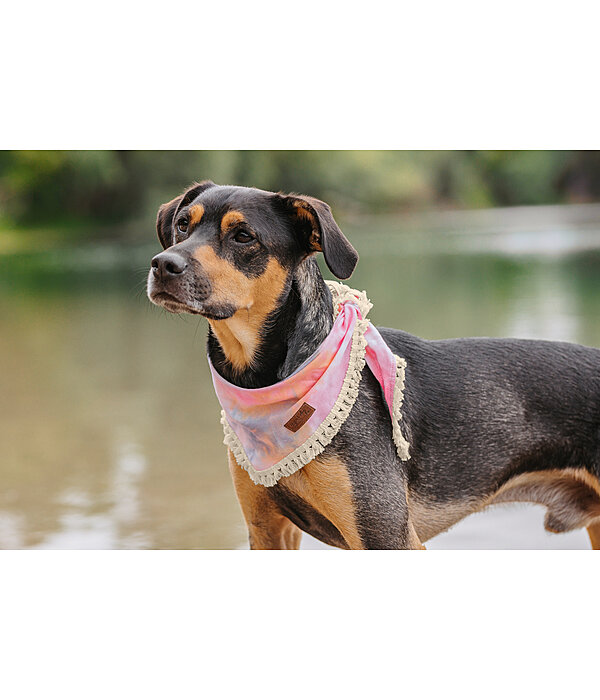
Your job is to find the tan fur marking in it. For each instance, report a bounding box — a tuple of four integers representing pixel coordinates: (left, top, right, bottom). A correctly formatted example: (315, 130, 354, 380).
(192, 246, 288, 372)
(220, 210, 246, 235)
(189, 204, 204, 226)
(228, 451, 302, 549)
(586, 521, 600, 549)
(490, 468, 600, 533)
(282, 454, 364, 549)
(409, 489, 481, 543)
(406, 520, 426, 550)
(293, 201, 321, 251)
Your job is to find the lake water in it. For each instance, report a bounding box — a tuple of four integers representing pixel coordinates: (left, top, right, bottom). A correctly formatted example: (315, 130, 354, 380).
(2, 203, 600, 549)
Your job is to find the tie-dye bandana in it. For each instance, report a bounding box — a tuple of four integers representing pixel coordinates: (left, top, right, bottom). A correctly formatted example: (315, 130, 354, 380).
(209, 281, 410, 486)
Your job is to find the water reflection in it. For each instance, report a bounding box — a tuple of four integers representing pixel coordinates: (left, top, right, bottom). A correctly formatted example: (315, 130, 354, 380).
(506, 265, 579, 341)
(1, 208, 600, 549)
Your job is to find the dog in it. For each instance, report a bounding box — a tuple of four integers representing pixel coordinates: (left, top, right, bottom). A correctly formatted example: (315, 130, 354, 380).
(148, 181, 600, 549)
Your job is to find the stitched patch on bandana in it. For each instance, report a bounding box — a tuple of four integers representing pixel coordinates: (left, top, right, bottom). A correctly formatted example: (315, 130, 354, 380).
(284, 402, 316, 432)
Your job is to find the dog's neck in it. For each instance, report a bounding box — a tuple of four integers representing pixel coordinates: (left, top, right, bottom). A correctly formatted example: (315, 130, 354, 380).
(207, 257, 333, 389)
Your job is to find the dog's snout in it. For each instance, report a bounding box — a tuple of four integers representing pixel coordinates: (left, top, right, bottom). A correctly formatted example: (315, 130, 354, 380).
(151, 251, 188, 279)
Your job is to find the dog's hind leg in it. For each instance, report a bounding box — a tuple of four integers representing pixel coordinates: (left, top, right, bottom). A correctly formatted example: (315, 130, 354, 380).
(490, 468, 600, 545)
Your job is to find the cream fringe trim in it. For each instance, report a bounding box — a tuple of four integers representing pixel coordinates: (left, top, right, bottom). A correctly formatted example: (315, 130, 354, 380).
(222, 281, 410, 487)
(222, 315, 370, 486)
(328, 281, 410, 460)
(392, 355, 411, 460)
(326, 280, 373, 321)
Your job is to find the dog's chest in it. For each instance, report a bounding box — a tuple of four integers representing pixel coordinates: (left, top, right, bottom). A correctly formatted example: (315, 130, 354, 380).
(266, 451, 365, 549)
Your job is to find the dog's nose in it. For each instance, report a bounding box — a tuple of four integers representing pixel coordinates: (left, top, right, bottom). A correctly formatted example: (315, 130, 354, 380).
(151, 251, 188, 279)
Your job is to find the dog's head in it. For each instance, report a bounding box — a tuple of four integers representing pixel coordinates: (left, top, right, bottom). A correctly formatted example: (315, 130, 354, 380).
(147, 182, 358, 320)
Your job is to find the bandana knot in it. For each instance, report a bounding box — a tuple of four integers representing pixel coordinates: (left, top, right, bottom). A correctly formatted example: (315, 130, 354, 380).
(209, 281, 410, 486)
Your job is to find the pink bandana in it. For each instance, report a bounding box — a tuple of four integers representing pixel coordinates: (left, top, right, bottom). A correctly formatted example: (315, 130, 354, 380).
(209, 282, 410, 486)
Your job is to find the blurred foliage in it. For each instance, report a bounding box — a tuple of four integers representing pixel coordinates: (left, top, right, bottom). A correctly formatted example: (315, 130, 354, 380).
(1, 150, 600, 229)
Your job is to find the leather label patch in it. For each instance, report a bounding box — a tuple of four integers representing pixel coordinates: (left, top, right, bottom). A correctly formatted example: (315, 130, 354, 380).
(284, 402, 316, 433)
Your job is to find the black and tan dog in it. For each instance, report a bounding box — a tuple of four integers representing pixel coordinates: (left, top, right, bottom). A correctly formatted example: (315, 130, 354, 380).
(148, 181, 600, 549)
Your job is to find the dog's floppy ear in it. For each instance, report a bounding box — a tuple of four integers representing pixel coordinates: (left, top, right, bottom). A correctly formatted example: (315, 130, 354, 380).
(156, 180, 215, 249)
(276, 193, 358, 279)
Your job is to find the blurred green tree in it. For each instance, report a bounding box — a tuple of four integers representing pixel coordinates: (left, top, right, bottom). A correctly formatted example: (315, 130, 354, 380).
(0, 150, 597, 230)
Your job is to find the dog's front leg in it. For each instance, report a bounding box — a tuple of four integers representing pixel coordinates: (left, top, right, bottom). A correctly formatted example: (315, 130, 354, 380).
(228, 451, 302, 550)
(338, 455, 425, 550)
(356, 498, 425, 550)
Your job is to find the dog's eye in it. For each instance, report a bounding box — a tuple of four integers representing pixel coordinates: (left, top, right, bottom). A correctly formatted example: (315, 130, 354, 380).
(233, 230, 255, 244)
(177, 217, 189, 234)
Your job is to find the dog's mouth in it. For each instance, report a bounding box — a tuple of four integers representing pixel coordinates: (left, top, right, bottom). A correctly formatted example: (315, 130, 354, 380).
(150, 290, 203, 315)
(149, 290, 235, 320)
